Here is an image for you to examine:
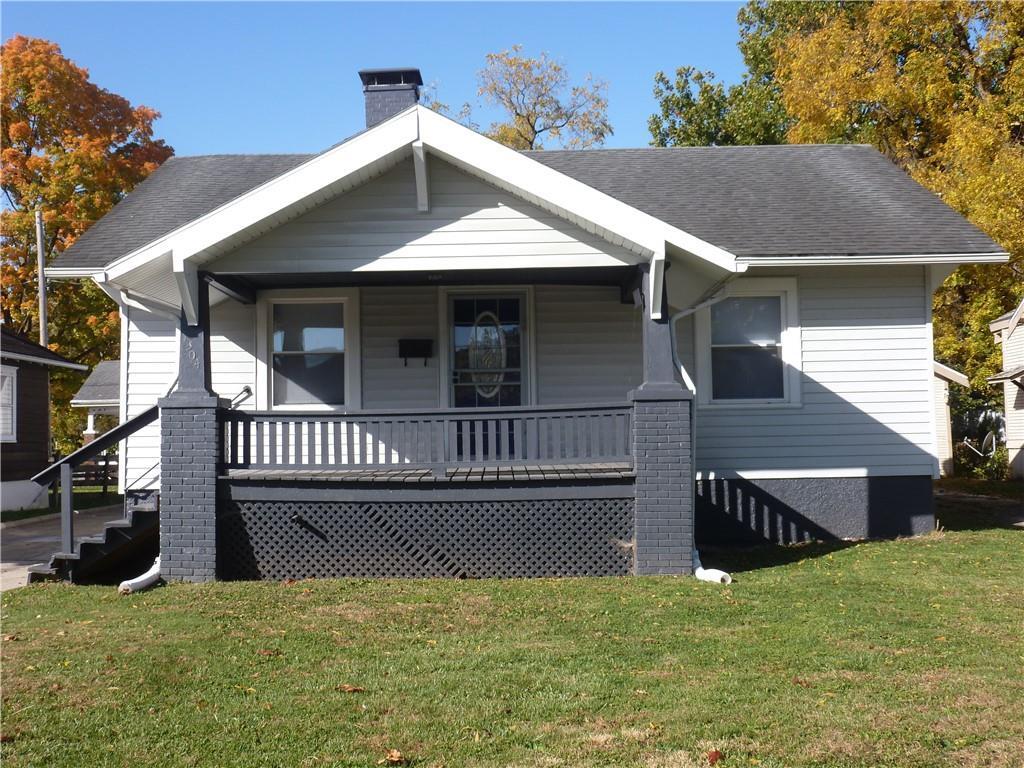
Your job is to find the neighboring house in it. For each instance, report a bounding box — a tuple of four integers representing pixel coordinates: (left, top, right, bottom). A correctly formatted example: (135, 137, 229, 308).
(932, 361, 970, 477)
(70, 360, 121, 442)
(1, 328, 87, 511)
(42, 68, 1009, 582)
(989, 299, 1024, 479)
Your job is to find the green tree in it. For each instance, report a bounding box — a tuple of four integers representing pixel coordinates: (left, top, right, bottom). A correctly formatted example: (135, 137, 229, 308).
(1, 36, 173, 453)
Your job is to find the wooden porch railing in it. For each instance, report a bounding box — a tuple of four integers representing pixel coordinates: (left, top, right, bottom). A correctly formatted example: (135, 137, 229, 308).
(219, 404, 634, 472)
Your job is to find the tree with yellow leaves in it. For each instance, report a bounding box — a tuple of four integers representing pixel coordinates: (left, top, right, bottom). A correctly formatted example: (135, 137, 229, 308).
(652, 1, 1023, 425)
(426, 45, 612, 150)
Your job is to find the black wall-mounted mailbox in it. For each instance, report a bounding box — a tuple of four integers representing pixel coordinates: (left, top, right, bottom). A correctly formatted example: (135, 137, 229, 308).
(398, 338, 434, 366)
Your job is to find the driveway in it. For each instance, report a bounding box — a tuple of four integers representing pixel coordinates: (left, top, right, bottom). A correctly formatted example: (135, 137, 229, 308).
(0, 506, 123, 591)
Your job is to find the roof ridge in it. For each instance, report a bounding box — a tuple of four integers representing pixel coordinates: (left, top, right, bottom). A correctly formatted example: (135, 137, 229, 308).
(166, 152, 317, 160)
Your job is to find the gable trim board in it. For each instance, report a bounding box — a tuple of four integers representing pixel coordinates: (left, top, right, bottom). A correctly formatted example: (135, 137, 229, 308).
(75, 107, 756, 323)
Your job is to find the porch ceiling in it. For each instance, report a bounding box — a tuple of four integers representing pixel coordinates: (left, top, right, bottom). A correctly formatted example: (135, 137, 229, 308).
(206, 264, 641, 296)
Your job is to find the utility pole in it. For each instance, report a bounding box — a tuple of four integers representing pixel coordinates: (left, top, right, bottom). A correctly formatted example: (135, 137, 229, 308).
(35, 209, 49, 347)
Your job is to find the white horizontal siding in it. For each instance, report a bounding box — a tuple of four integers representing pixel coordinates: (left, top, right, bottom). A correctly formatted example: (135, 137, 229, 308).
(534, 285, 641, 405)
(121, 302, 258, 490)
(694, 266, 936, 477)
(122, 306, 176, 491)
(361, 287, 440, 409)
(210, 157, 638, 273)
(1002, 325, 1024, 478)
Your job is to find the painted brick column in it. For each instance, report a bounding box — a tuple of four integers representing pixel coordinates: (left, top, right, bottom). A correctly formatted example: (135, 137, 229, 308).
(630, 261, 694, 575)
(159, 275, 225, 582)
(630, 390, 694, 574)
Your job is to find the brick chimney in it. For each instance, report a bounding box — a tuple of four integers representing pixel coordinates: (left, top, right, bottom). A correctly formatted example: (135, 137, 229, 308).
(358, 68, 423, 128)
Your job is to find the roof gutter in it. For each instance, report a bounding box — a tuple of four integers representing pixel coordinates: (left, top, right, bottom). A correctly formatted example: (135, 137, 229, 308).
(1, 351, 88, 371)
(738, 251, 1009, 267)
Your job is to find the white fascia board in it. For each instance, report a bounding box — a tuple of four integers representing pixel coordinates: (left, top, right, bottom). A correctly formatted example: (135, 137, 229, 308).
(932, 360, 970, 387)
(70, 398, 119, 408)
(0, 351, 88, 371)
(739, 252, 1010, 267)
(104, 108, 420, 282)
(46, 267, 104, 279)
(649, 246, 666, 320)
(102, 103, 743, 285)
(415, 106, 741, 273)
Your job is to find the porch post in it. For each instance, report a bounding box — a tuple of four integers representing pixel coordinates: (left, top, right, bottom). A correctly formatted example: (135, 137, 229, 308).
(629, 262, 694, 575)
(158, 276, 224, 583)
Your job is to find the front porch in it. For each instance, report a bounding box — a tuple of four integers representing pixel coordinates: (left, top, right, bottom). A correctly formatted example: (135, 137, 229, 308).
(155, 266, 695, 581)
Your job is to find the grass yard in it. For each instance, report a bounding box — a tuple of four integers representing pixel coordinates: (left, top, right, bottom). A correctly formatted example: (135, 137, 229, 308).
(2, 493, 1022, 768)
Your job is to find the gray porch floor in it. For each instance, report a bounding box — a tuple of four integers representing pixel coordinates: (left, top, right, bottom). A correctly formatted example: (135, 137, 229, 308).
(221, 462, 635, 483)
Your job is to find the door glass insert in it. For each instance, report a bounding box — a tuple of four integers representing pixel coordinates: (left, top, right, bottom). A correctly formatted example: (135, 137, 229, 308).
(451, 296, 523, 408)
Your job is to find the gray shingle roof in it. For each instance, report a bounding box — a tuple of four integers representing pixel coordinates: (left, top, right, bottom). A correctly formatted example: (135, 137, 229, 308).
(59, 154, 313, 270)
(71, 360, 121, 404)
(525, 145, 1002, 258)
(55, 143, 1003, 271)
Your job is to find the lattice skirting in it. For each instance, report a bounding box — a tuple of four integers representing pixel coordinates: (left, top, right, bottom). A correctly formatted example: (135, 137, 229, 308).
(217, 498, 634, 580)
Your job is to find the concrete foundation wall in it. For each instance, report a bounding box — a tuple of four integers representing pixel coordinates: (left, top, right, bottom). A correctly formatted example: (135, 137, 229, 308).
(696, 475, 935, 545)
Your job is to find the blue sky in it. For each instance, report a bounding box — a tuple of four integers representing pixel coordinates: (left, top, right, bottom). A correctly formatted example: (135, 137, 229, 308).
(3, 2, 746, 155)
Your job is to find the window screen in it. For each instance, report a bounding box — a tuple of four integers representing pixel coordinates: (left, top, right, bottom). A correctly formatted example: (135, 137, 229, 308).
(272, 303, 345, 405)
(710, 296, 784, 400)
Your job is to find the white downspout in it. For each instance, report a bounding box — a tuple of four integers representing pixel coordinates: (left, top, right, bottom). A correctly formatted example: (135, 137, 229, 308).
(118, 556, 161, 594)
(668, 277, 737, 584)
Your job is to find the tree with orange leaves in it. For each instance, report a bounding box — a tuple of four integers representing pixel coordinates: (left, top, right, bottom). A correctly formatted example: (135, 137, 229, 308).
(1, 35, 173, 452)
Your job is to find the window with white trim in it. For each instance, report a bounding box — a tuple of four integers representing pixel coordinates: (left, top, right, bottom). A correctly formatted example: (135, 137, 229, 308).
(696, 278, 801, 407)
(0, 365, 17, 442)
(271, 301, 346, 406)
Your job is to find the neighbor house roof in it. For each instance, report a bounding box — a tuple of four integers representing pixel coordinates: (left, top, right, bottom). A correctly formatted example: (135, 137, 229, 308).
(70, 360, 121, 406)
(0, 328, 88, 370)
(53, 142, 1005, 273)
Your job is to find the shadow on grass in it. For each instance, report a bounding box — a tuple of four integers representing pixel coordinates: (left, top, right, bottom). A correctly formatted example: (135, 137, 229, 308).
(934, 491, 1023, 533)
(700, 539, 861, 575)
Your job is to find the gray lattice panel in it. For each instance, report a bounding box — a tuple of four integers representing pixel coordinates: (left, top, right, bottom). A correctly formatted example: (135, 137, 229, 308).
(217, 498, 634, 580)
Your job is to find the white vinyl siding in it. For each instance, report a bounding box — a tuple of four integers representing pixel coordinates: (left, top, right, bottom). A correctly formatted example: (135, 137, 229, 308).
(209, 157, 638, 274)
(1001, 325, 1024, 478)
(690, 266, 936, 477)
(534, 285, 642, 405)
(361, 287, 440, 409)
(121, 306, 176, 491)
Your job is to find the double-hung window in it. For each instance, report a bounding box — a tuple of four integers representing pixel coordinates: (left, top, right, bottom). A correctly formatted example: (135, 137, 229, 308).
(696, 278, 800, 407)
(0, 365, 17, 442)
(259, 289, 361, 410)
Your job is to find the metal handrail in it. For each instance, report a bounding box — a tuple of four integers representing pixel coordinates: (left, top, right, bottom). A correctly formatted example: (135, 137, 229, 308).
(32, 405, 159, 554)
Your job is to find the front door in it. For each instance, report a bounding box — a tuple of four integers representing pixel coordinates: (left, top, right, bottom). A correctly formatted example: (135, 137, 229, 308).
(450, 295, 525, 408)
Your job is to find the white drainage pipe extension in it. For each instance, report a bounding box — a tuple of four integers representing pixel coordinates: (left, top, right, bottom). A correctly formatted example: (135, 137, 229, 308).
(693, 550, 732, 584)
(118, 556, 161, 595)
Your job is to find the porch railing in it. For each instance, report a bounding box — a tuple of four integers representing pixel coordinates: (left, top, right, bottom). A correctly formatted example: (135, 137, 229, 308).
(220, 403, 633, 472)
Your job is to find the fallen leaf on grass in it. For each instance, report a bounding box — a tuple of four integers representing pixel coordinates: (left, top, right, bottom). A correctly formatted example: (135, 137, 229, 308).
(377, 748, 406, 765)
(2, 634, 19, 642)
(706, 750, 723, 765)
(0, 734, 14, 744)
(256, 649, 281, 657)
(792, 677, 811, 688)
(336, 684, 365, 693)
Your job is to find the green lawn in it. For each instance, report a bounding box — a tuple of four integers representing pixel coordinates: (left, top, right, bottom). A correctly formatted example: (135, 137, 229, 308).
(2, 498, 1022, 768)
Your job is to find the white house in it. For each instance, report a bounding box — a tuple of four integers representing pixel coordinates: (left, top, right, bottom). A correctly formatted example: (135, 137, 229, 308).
(990, 299, 1024, 479)
(38, 68, 1010, 582)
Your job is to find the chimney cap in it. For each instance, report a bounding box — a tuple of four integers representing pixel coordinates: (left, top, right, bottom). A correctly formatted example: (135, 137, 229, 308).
(358, 68, 424, 88)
